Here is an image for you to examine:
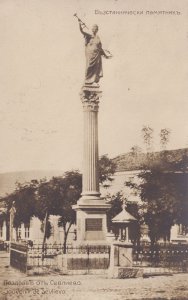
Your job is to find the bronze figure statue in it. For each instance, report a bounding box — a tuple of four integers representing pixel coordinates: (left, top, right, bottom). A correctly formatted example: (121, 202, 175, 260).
(75, 14, 112, 85)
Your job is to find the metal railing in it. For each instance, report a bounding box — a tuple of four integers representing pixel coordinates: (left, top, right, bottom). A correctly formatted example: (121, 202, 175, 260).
(65, 245, 110, 272)
(10, 242, 188, 275)
(133, 244, 188, 272)
(27, 244, 110, 274)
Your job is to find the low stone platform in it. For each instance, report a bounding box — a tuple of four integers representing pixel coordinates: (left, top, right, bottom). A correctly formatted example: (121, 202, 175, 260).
(109, 267, 143, 278)
(143, 267, 173, 278)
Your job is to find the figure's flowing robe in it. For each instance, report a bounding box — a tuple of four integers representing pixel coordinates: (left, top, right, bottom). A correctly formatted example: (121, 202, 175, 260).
(84, 33, 103, 84)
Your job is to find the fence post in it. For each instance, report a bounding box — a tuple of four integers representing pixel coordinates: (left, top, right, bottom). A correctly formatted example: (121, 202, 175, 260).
(87, 245, 90, 274)
(108, 244, 115, 278)
(62, 246, 68, 274)
(25, 242, 28, 274)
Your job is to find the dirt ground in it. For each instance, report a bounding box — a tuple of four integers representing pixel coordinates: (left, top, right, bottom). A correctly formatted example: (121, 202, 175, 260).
(0, 252, 188, 300)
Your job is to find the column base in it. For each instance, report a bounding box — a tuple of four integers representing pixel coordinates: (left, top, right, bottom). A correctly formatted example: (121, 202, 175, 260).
(73, 196, 110, 244)
(74, 194, 109, 209)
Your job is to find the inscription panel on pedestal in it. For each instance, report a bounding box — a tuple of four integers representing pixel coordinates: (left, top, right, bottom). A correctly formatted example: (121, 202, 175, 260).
(85, 218, 102, 231)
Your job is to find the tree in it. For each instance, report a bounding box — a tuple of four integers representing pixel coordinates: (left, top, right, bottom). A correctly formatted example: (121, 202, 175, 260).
(126, 151, 188, 246)
(0, 181, 38, 241)
(0, 202, 8, 239)
(126, 127, 188, 245)
(0, 209, 7, 225)
(98, 154, 117, 187)
(106, 192, 123, 231)
(34, 178, 62, 256)
(141, 125, 154, 153)
(34, 171, 82, 254)
(3, 180, 38, 240)
(160, 128, 171, 150)
(57, 171, 82, 253)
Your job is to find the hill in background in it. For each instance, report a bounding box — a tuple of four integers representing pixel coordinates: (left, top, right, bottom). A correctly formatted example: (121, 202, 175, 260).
(112, 148, 188, 172)
(0, 170, 64, 197)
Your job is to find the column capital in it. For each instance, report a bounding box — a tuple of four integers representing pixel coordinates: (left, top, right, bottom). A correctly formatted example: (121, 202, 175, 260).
(80, 85, 102, 112)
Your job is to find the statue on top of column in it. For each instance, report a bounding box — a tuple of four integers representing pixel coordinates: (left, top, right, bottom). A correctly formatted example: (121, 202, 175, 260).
(75, 14, 112, 86)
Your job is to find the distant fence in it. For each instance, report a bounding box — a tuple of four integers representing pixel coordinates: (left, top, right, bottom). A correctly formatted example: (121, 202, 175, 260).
(133, 244, 188, 272)
(0, 241, 9, 251)
(0, 240, 5, 251)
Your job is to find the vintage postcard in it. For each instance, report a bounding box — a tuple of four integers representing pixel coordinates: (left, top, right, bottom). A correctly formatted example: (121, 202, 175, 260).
(0, 0, 188, 299)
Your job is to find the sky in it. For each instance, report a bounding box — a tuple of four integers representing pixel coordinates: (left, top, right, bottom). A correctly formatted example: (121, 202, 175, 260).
(0, 0, 188, 173)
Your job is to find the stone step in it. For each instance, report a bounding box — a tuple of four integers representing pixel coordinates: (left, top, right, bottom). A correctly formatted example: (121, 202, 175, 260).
(143, 267, 173, 277)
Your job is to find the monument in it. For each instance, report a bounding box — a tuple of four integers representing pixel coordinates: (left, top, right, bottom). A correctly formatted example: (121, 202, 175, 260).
(73, 16, 112, 244)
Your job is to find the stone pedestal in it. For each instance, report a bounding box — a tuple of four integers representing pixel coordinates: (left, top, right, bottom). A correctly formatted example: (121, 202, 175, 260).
(108, 242, 143, 278)
(109, 242, 133, 269)
(73, 85, 110, 244)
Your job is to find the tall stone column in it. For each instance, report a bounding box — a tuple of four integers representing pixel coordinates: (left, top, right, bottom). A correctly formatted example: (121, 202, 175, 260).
(81, 88, 100, 200)
(73, 86, 110, 244)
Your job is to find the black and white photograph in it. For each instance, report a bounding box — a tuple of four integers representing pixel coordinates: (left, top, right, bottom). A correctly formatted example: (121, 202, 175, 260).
(0, 0, 188, 299)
